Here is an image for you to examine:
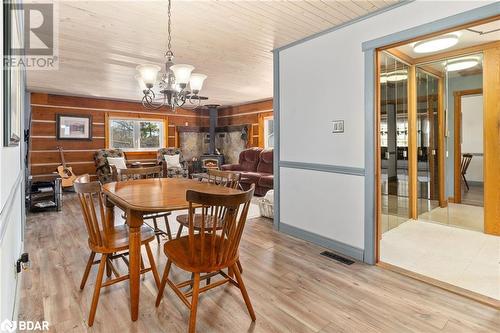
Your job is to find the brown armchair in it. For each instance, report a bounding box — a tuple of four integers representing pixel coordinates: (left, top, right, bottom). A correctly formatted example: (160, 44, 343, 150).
(93, 148, 125, 184)
(156, 147, 189, 178)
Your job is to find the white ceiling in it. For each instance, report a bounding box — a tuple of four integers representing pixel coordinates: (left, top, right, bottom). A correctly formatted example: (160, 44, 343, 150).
(27, 0, 398, 106)
(396, 20, 500, 60)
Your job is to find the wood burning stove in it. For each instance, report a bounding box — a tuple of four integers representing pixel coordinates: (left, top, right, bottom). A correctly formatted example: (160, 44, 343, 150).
(199, 104, 224, 170)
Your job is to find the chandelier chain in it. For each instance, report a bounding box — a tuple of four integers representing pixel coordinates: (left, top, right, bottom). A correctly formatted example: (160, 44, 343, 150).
(167, 0, 172, 54)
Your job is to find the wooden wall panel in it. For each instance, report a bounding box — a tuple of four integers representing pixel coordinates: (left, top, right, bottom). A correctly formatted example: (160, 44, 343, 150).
(29, 92, 207, 178)
(218, 99, 273, 148)
(483, 47, 500, 236)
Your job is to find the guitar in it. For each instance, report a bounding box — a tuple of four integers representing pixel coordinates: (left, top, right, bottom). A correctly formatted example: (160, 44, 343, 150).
(57, 147, 77, 187)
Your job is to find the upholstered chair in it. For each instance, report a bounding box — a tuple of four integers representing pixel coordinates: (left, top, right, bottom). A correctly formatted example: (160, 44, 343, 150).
(156, 147, 189, 178)
(94, 149, 125, 184)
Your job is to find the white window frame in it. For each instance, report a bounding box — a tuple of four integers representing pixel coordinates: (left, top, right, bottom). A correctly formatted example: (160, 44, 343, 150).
(263, 116, 274, 148)
(108, 117, 165, 151)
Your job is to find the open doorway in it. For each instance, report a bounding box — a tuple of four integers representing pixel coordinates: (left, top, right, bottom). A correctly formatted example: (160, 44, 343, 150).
(376, 18, 500, 304)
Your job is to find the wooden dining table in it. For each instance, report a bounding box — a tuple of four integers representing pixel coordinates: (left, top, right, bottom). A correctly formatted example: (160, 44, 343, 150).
(102, 177, 243, 321)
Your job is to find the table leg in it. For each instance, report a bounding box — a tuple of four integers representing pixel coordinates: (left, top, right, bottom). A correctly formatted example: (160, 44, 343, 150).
(105, 197, 115, 230)
(127, 210, 143, 321)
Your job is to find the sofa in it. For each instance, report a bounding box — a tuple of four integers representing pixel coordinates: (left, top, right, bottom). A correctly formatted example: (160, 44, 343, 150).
(221, 147, 273, 196)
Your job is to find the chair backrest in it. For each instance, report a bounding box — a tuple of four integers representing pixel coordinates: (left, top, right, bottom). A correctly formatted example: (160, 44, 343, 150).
(117, 165, 163, 181)
(237, 148, 262, 172)
(156, 147, 185, 165)
(186, 184, 255, 268)
(74, 175, 109, 247)
(207, 169, 241, 189)
(94, 149, 125, 183)
(461, 153, 473, 175)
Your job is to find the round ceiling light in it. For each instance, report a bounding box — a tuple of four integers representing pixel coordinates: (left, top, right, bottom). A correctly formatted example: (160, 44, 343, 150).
(413, 35, 459, 54)
(446, 57, 480, 72)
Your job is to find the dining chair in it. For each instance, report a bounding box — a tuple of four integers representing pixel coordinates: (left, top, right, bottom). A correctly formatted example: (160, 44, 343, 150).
(175, 169, 241, 237)
(74, 175, 161, 326)
(460, 153, 473, 191)
(155, 184, 256, 333)
(117, 166, 174, 242)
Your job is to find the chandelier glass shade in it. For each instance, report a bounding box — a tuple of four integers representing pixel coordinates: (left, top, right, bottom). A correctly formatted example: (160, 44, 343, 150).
(136, 0, 208, 111)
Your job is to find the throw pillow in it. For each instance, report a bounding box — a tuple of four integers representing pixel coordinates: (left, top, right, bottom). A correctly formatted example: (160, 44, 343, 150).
(164, 154, 182, 169)
(107, 157, 127, 170)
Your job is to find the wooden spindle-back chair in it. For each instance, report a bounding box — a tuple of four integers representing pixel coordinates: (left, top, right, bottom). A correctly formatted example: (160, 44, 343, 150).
(460, 153, 473, 191)
(117, 166, 173, 242)
(156, 185, 256, 333)
(75, 175, 161, 326)
(176, 169, 241, 236)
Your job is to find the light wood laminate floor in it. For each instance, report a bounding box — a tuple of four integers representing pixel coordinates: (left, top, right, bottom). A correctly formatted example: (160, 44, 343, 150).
(19, 194, 499, 332)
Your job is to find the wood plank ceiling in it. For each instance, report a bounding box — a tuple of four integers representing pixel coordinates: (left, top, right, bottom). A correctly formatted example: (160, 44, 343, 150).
(27, 0, 399, 106)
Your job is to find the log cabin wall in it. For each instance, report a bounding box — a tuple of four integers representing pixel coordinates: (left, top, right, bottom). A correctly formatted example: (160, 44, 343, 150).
(217, 99, 273, 148)
(29, 92, 209, 180)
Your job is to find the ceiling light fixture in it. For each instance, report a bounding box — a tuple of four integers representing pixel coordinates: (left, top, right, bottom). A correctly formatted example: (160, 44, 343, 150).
(136, 0, 208, 111)
(413, 34, 459, 54)
(445, 57, 480, 72)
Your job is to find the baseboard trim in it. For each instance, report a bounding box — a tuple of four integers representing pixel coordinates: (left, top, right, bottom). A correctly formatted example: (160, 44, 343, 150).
(279, 222, 364, 262)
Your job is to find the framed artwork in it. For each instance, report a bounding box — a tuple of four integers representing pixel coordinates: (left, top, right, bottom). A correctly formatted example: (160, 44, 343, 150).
(56, 115, 92, 140)
(3, 0, 24, 146)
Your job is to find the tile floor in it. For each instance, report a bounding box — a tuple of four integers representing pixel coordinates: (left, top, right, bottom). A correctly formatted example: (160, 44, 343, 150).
(380, 220, 500, 300)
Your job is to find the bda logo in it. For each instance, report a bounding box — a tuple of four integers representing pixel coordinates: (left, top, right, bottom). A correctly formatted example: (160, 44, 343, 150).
(0, 319, 16, 333)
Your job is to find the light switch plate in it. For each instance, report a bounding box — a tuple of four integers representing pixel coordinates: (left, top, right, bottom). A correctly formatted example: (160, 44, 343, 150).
(332, 120, 344, 133)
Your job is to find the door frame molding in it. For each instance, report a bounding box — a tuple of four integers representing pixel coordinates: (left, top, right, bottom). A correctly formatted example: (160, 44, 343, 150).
(453, 89, 483, 204)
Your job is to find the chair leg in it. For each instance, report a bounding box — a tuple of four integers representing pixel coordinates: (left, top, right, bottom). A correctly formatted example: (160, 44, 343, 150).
(153, 217, 161, 243)
(145, 242, 161, 289)
(176, 224, 184, 238)
(164, 215, 173, 241)
(80, 251, 95, 290)
(232, 263, 256, 321)
(462, 174, 470, 191)
(155, 259, 172, 307)
(106, 256, 112, 278)
(189, 273, 201, 333)
(237, 259, 243, 274)
(88, 254, 107, 326)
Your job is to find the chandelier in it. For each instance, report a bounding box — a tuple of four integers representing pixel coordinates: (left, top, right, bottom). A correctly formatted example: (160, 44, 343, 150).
(135, 0, 208, 111)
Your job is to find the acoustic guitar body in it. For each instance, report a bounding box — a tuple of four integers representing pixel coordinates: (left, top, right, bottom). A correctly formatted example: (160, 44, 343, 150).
(57, 165, 77, 188)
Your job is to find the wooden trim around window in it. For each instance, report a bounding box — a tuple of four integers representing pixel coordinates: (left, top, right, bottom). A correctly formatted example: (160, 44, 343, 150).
(408, 65, 418, 219)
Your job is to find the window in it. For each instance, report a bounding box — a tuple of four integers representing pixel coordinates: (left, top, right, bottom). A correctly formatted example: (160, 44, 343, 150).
(263, 117, 274, 148)
(109, 118, 164, 150)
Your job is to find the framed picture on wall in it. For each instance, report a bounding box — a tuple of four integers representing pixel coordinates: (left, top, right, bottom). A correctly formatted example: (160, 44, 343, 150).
(56, 115, 92, 140)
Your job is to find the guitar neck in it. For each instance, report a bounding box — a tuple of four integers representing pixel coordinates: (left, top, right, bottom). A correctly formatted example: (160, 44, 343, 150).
(59, 147, 67, 167)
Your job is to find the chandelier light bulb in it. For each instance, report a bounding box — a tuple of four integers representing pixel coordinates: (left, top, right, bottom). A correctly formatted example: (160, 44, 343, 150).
(136, 64, 161, 87)
(189, 73, 207, 94)
(134, 74, 147, 91)
(170, 64, 195, 86)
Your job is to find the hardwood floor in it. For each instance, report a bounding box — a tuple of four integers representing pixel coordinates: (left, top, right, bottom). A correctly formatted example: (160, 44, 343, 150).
(19, 194, 499, 332)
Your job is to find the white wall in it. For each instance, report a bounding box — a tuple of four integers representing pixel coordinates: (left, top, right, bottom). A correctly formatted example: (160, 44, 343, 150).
(0, 3, 25, 322)
(461, 94, 483, 182)
(278, 1, 493, 254)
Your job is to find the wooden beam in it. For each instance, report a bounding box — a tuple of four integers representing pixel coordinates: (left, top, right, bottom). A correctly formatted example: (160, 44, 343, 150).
(483, 47, 500, 236)
(408, 65, 418, 220)
(437, 78, 446, 208)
